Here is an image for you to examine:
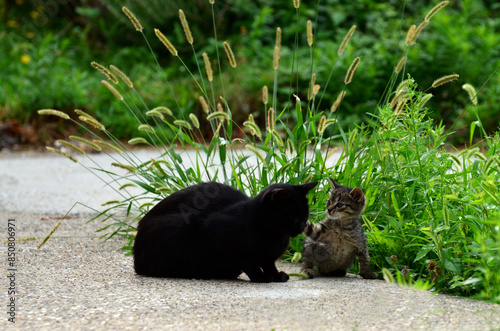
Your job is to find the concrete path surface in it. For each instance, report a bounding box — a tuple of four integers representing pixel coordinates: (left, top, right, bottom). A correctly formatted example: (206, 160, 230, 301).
(1, 151, 500, 330)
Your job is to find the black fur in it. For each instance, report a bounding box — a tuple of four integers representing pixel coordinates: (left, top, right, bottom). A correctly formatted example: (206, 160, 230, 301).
(133, 181, 317, 282)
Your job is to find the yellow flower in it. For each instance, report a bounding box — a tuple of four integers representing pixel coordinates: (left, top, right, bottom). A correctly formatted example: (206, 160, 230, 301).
(20, 54, 31, 64)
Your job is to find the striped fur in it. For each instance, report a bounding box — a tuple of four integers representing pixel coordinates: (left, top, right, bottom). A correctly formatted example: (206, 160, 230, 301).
(301, 178, 377, 279)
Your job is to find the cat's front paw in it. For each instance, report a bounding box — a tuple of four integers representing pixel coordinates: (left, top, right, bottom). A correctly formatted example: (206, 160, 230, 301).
(272, 271, 289, 282)
(249, 274, 273, 283)
(360, 271, 377, 279)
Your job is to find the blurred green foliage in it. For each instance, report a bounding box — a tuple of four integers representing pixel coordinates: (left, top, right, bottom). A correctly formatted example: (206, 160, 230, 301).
(1, 0, 499, 142)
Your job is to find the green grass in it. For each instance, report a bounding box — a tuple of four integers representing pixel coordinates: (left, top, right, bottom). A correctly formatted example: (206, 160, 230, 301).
(38, 1, 500, 304)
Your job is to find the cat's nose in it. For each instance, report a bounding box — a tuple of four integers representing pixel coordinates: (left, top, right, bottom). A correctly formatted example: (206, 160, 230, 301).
(327, 205, 335, 212)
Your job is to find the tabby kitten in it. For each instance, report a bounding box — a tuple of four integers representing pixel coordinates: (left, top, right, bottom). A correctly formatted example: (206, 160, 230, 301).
(301, 178, 377, 279)
(134, 181, 317, 282)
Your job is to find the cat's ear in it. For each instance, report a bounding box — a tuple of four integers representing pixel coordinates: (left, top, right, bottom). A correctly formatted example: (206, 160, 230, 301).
(300, 181, 318, 193)
(328, 178, 341, 189)
(263, 188, 290, 203)
(349, 187, 365, 202)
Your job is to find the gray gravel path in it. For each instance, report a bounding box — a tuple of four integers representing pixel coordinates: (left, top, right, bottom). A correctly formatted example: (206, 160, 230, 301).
(1, 151, 500, 330)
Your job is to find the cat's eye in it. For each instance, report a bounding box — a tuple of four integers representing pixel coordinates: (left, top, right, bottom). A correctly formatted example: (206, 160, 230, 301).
(335, 203, 344, 208)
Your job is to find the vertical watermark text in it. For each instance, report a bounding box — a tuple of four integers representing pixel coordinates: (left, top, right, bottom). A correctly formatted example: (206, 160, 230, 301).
(7, 219, 16, 323)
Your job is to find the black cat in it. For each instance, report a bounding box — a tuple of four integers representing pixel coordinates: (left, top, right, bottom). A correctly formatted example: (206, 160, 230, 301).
(133, 181, 317, 282)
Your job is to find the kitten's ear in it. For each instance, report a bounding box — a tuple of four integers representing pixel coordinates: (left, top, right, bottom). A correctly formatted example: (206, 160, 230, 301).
(300, 181, 318, 193)
(328, 178, 341, 189)
(263, 188, 290, 203)
(349, 187, 365, 202)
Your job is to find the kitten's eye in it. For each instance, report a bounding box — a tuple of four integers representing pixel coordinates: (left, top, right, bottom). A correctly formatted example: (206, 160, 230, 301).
(335, 203, 344, 208)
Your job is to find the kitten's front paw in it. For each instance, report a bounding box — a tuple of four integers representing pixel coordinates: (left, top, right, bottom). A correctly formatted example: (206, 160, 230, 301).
(272, 271, 289, 282)
(303, 269, 315, 279)
(360, 271, 377, 279)
(303, 221, 314, 236)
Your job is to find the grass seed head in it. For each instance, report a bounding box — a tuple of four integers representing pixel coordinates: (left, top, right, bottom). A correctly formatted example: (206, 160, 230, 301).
(394, 99, 407, 115)
(462, 83, 478, 105)
(275, 27, 282, 48)
(293, 0, 300, 9)
(173, 120, 192, 130)
(395, 78, 414, 96)
(46, 146, 78, 163)
(338, 25, 356, 56)
(217, 102, 224, 113)
(344, 57, 361, 85)
(128, 137, 150, 145)
(155, 28, 178, 56)
(287, 138, 295, 154)
(415, 93, 433, 109)
(122, 6, 143, 32)
(101, 80, 123, 101)
(244, 120, 262, 140)
(411, 21, 429, 45)
(110, 65, 133, 88)
(189, 113, 200, 129)
(425, 1, 449, 21)
(101, 200, 121, 206)
(150, 106, 173, 117)
(271, 130, 284, 149)
(267, 107, 275, 132)
(57, 140, 86, 155)
(449, 153, 462, 168)
(179, 9, 193, 45)
(405, 24, 416, 46)
(307, 20, 313, 46)
(112, 162, 138, 173)
(262, 85, 269, 105)
(432, 74, 459, 88)
(484, 157, 494, 174)
(91, 62, 118, 84)
(207, 111, 230, 122)
(74, 109, 91, 118)
(331, 91, 346, 112)
(313, 84, 320, 97)
(69, 135, 102, 151)
(138, 124, 154, 133)
(93, 139, 123, 154)
(390, 91, 406, 109)
(119, 183, 137, 190)
(199, 96, 210, 114)
(202, 52, 213, 82)
(145, 110, 165, 120)
(78, 116, 106, 131)
(318, 115, 327, 134)
(394, 56, 407, 73)
(273, 46, 281, 70)
(223, 41, 237, 68)
(38, 109, 70, 120)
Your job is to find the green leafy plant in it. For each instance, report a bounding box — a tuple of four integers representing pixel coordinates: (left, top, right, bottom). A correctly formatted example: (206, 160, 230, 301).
(37, 1, 500, 303)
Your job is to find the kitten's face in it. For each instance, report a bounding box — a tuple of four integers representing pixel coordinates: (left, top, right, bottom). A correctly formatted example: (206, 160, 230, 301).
(325, 179, 366, 219)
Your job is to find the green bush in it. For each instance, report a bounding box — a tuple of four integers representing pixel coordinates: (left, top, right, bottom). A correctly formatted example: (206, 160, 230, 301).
(3, 0, 500, 142)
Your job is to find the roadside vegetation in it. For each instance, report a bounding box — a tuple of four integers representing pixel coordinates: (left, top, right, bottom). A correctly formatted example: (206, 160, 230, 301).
(10, 0, 499, 304)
